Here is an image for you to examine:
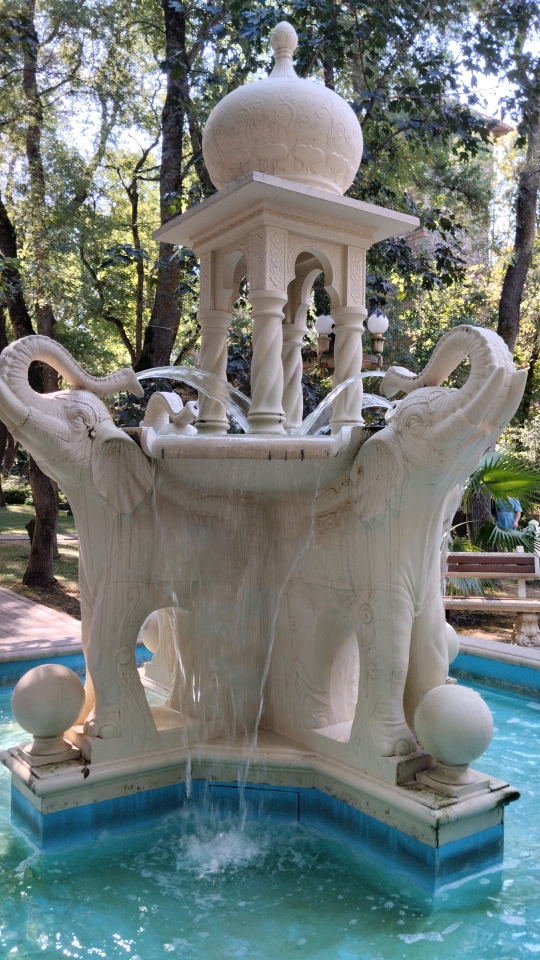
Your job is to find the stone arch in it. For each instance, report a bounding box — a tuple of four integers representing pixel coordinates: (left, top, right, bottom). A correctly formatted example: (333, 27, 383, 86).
(216, 249, 248, 312)
(289, 245, 340, 309)
(309, 609, 359, 740)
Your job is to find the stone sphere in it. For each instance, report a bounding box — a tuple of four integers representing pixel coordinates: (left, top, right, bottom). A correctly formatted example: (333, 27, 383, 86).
(141, 610, 160, 653)
(445, 622, 460, 664)
(414, 684, 494, 766)
(12, 664, 85, 738)
(202, 22, 363, 196)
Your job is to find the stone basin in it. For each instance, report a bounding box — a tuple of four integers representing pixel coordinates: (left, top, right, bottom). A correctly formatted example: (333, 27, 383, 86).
(130, 424, 372, 494)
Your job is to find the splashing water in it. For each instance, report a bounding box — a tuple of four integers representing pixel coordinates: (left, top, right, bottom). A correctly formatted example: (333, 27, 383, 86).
(291, 372, 391, 436)
(1, 686, 539, 959)
(137, 367, 391, 436)
(179, 824, 267, 878)
(136, 366, 251, 433)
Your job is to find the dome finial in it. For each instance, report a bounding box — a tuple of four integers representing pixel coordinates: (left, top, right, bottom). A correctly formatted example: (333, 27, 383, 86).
(202, 17, 363, 196)
(270, 22, 298, 78)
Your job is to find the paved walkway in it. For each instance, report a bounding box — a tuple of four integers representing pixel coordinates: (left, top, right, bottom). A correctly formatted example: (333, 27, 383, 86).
(0, 533, 78, 542)
(0, 586, 82, 662)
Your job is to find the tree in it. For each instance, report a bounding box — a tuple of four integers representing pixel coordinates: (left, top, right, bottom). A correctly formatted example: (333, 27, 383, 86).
(0, 0, 162, 586)
(136, 0, 260, 370)
(464, 0, 540, 353)
(460, 451, 540, 550)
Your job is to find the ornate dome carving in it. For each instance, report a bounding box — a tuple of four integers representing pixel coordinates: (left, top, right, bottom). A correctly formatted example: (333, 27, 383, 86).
(202, 22, 363, 197)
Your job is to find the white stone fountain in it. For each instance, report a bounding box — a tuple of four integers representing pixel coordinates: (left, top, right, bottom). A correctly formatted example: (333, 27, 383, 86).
(0, 22, 524, 900)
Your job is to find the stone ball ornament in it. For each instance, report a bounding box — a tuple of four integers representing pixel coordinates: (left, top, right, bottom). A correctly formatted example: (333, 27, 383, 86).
(12, 664, 85, 757)
(445, 621, 460, 665)
(141, 610, 161, 653)
(414, 684, 494, 768)
(202, 21, 363, 196)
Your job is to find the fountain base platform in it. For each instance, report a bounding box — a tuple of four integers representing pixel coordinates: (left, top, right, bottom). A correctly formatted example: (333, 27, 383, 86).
(1, 729, 518, 902)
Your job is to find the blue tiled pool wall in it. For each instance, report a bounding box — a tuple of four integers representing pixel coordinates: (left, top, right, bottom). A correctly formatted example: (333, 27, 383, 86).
(2, 647, 524, 903)
(0, 646, 152, 687)
(11, 777, 504, 899)
(451, 653, 540, 699)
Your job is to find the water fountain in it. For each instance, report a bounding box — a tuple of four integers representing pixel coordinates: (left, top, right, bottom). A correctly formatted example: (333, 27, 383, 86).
(0, 22, 525, 904)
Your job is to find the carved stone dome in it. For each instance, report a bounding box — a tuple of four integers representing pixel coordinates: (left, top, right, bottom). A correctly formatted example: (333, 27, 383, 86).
(202, 22, 363, 196)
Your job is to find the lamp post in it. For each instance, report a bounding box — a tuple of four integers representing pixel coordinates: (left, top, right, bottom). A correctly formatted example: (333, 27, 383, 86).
(367, 309, 389, 368)
(315, 314, 334, 359)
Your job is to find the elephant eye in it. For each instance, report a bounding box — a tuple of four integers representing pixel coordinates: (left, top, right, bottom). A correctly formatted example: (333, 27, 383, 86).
(406, 415, 422, 431)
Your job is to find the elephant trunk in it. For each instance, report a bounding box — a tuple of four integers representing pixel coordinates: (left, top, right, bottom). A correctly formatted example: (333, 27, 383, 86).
(0, 336, 144, 419)
(381, 325, 515, 416)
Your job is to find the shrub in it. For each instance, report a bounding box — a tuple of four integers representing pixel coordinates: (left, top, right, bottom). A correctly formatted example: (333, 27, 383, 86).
(3, 484, 33, 505)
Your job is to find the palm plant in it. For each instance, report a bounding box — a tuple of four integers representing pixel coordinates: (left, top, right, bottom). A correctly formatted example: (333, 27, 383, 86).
(445, 452, 540, 596)
(461, 452, 540, 552)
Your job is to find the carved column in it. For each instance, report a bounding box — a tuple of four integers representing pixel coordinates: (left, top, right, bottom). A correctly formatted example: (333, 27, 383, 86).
(249, 292, 287, 434)
(330, 246, 367, 432)
(196, 308, 231, 434)
(282, 322, 306, 430)
(247, 227, 287, 434)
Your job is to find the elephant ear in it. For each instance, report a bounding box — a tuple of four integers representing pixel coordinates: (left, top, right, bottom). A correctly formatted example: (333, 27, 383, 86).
(351, 436, 404, 522)
(91, 437, 153, 514)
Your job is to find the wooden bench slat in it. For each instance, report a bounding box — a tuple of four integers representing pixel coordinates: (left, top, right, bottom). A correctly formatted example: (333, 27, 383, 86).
(444, 597, 540, 612)
(447, 557, 535, 565)
(446, 552, 539, 578)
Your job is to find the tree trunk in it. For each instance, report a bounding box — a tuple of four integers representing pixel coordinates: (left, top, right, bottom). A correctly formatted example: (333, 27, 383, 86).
(0, 193, 57, 587)
(23, 456, 57, 589)
(23, 0, 58, 391)
(2, 433, 19, 479)
(0, 307, 9, 504)
(0, 193, 35, 338)
(466, 490, 493, 544)
(517, 326, 540, 425)
(497, 113, 540, 353)
(136, 0, 188, 370)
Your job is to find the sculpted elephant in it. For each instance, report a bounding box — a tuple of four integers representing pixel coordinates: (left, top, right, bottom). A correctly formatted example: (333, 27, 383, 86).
(0, 336, 315, 751)
(0, 336, 167, 747)
(0, 327, 525, 771)
(266, 325, 525, 771)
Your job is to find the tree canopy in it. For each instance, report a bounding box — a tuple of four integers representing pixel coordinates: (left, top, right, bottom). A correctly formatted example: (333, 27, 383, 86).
(0, 0, 538, 408)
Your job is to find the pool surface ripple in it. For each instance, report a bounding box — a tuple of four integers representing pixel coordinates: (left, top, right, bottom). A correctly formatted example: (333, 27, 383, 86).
(1, 685, 539, 959)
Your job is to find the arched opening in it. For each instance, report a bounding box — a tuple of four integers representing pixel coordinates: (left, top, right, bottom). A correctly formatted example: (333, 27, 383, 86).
(281, 251, 337, 430)
(308, 609, 359, 744)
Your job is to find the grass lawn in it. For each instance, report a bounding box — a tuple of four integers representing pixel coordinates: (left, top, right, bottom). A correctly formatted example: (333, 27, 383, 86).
(0, 504, 76, 535)
(0, 505, 80, 618)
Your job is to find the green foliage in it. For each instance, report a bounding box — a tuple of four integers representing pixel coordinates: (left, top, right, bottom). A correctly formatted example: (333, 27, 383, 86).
(473, 522, 536, 552)
(463, 452, 540, 513)
(0, 0, 535, 409)
(445, 576, 493, 597)
(3, 482, 32, 505)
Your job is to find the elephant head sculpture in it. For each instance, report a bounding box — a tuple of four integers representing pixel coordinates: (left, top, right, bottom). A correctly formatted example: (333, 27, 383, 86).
(269, 325, 526, 770)
(0, 336, 152, 512)
(0, 337, 166, 745)
(354, 325, 525, 755)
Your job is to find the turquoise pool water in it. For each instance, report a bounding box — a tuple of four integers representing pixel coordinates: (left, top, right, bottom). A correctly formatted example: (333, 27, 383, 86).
(1, 685, 540, 959)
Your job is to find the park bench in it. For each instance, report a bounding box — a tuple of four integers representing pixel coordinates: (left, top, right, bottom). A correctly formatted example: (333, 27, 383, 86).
(443, 551, 540, 647)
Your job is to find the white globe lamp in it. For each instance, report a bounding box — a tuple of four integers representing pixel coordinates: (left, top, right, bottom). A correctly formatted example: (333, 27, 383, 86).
(315, 314, 334, 335)
(367, 309, 389, 367)
(367, 309, 389, 335)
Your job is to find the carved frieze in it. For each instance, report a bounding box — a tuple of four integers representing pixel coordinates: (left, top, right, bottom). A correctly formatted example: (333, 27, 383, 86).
(248, 227, 287, 292)
(347, 247, 366, 308)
